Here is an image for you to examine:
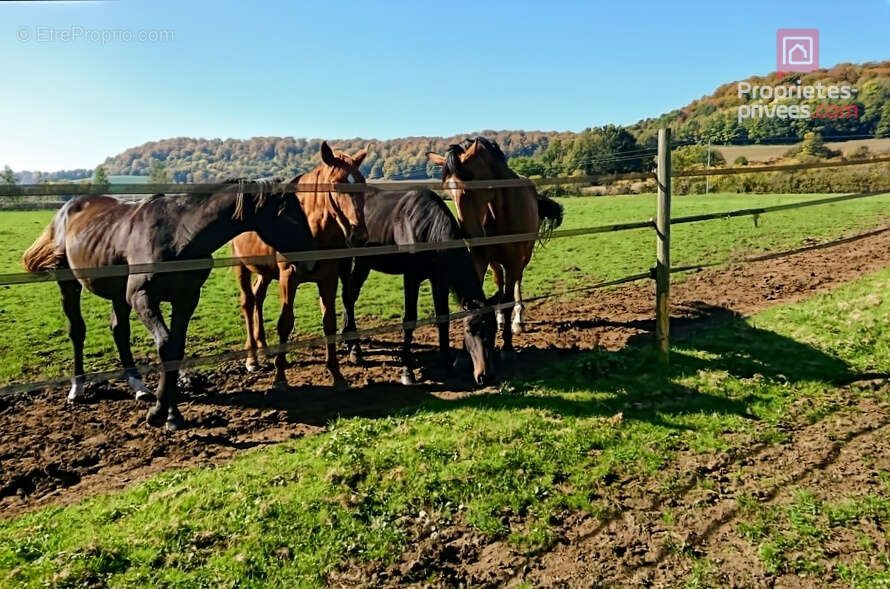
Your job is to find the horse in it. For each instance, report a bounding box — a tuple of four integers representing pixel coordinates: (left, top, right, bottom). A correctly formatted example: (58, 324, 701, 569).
(21, 179, 315, 430)
(339, 189, 496, 386)
(230, 142, 368, 391)
(426, 137, 564, 358)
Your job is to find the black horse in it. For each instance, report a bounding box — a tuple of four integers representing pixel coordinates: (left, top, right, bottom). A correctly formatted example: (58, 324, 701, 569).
(23, 179, 315, 430)
(340, 189, 496, 385)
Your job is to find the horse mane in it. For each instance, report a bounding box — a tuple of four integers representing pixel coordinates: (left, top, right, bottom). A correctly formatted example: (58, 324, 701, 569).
(442, 144, 472, 181)
(226, 175, 292, 221)
(396, 190, 485, 310)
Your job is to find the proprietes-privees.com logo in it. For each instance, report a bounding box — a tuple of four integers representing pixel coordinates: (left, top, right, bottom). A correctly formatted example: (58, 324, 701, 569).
(737, 29, 859, 123)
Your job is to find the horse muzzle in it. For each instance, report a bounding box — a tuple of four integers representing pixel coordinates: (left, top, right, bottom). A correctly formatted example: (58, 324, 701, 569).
(349, 225, 368, 247)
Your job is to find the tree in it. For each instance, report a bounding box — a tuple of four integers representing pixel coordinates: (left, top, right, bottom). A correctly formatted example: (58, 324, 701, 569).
(92, 166, 110, 190)
(1, 166, 16, 185)
(509, 156, 546, 177)
(799, 132, 836, 158)
(672, 145, 726, 171)
(148, 160, 169, 184)
(875, 103, 890, 138)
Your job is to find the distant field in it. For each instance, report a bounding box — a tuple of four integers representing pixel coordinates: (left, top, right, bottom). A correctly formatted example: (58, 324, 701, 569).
(1, 191, 890, 385)
(715, 137, 890, 163)
(107, 175, 150, 184)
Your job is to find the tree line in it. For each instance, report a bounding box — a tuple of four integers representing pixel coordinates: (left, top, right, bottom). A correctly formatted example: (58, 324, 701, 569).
(4, 61, 889, 185)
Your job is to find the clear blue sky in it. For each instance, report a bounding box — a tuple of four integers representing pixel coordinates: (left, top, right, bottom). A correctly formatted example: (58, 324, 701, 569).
(1, 0, 888, 171)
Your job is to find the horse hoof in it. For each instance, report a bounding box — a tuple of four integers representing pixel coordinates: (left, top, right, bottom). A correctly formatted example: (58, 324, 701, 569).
(166, 416, 184, 432)
(348, 350, 363, 365)
(332, 380, 348, 393)
(500, 350, 517, 363)
(245, 362, 258, 373)
(67, 379, 86, 404)
(512, 322, 524, 335)
(127, 376, 154, 403)
(273, 379, 289, 391)
(134, 390, 155, 403)
(400, 371, 416, 386)
(146, 406, 166, 428)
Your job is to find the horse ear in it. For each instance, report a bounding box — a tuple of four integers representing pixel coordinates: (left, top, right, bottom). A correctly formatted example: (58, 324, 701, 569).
(320, 141, 336, 166)
(352, 145, 369, 167)
(426, 152, 445, 166)
(461, 139, 480, 161)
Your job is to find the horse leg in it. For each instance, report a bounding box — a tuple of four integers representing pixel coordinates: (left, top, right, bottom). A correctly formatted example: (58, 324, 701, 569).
(130, 290, 177, 429)
(110, 296, 152, 402)
(490, 262, 507, 333)
(237, 265, 259, 372)
(161, 291, 200, 431)
(318, 272, 347, 392)
(273, 267, 297, 388)
(341, 259, 370, 364)
(431, 271, 451, 370)
(253, 273, 271, 361)
(512, 276, 525, 335)
(500, 263, 521, 362)
(60, 280, 86, 403)
(400, 274, 421, 385)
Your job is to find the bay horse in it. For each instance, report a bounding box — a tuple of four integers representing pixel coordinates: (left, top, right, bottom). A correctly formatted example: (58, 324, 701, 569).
(22, 179, 315, 430)
(339, 189, 496, 385)
(427, 137, 564, 357)
(230, 142, 368, 391)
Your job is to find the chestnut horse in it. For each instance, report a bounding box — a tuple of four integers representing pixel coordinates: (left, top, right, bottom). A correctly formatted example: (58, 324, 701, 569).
(22, 180, 315, 430)
(427, 137, 563, 357)
(230, 142, 368, 390)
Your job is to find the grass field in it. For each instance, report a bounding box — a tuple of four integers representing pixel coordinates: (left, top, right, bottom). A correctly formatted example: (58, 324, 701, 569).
(715, 137, 890, 163)
(1, 191, 890, 385)
(2, 260, 889, 586)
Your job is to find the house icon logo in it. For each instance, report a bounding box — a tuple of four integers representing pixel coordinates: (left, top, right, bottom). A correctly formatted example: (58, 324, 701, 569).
(777, 29, 819, 73)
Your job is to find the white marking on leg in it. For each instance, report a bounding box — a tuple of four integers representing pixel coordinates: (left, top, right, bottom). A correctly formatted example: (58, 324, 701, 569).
(127, 375, 153, 402)
(67, 376, 85, 403)
(512, 303, 525, 334)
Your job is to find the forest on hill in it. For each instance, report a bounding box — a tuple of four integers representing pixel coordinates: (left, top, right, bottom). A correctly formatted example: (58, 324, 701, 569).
(96, 131, 572, 183)
(629, 61, 890, 146)
(5, 61, 889, 184)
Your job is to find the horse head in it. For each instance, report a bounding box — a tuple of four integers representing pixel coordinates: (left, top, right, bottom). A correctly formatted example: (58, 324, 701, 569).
(317, 141, 370, 247)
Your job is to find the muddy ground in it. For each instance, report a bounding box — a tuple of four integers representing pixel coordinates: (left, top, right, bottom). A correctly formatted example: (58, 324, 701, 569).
(3, 228, 890, 585)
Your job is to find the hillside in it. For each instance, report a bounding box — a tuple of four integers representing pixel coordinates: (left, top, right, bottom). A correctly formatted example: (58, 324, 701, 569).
(630, 61, 890, 146)
(98, 131, 572, 183)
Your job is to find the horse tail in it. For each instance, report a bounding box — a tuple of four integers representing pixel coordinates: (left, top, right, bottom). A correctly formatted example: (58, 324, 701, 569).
(536, 194, 564, 243)
(22, 200, 74, 272)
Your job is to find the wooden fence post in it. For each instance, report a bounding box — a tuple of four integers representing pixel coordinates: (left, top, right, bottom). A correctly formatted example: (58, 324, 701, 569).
(655, 128, 672, 363)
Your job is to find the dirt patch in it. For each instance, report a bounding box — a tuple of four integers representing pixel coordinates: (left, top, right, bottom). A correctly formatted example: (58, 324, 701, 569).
(3, 227, 890, 523)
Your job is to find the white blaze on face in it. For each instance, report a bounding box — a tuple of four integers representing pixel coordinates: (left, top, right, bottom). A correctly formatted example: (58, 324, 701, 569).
(347, 173, 355, 183)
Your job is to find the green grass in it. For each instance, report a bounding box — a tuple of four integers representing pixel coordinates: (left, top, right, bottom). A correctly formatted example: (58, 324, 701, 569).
(737, 483, 890, 585)
(1, 191, 890, 385)
(2, 261, 890, 587)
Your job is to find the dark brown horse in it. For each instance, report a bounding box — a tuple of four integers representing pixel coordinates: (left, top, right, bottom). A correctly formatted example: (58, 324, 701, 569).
(339, 188, 496, 386)
(230, 142, 368, 390)
(427, 137, 563, 357)
(22, 180, 315, 430)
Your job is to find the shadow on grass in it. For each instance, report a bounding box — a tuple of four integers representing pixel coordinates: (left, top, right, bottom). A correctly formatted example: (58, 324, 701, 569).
(191, 302, 855, 431)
